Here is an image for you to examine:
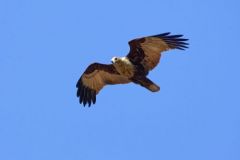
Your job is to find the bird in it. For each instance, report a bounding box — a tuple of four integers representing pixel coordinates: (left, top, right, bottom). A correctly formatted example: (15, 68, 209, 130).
(76, 32, 189, 107)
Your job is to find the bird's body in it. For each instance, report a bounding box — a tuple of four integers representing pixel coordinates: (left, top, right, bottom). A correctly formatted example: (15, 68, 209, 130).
(76, 32, 189, 106)
(111, 57, 135, 78)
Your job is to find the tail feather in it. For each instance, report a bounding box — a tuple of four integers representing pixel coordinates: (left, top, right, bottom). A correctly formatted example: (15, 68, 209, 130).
(148, 83, 160, 92)
(131, 76, 160, 92)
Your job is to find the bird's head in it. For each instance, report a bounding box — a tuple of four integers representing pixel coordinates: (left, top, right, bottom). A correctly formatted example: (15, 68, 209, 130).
(111, 57, 120, 64)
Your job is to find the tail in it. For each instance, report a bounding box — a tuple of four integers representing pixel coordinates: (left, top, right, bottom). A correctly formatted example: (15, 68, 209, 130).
(131, 76, 160, 92)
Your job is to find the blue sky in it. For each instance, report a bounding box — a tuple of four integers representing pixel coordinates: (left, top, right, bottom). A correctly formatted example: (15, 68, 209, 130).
(0, 0, 240, 160)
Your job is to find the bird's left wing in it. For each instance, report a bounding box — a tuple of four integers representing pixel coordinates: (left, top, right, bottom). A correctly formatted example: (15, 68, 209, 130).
(76, 63, 130, 107)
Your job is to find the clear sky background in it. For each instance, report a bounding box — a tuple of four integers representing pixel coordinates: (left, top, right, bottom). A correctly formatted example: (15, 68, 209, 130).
(1, 0, 240, 160)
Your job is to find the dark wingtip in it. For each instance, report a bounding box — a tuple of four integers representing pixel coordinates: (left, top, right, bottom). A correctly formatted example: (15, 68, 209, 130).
(86, 88, 92, 107)
(153, 32, 189, 50)
(76, 78, 97, 107)
(92, 91, 96, 104)
(76, 79, 82, 97)
(152, 32, 171, 37)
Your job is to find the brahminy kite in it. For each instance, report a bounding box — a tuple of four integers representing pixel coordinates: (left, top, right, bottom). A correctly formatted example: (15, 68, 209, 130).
(76, 32, 189, 106)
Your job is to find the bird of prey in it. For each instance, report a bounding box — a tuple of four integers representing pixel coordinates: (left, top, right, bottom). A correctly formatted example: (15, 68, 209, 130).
(76, 32, 189, 107)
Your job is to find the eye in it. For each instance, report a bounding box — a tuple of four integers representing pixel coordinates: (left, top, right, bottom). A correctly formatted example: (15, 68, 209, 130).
(114, 58, 118, 61)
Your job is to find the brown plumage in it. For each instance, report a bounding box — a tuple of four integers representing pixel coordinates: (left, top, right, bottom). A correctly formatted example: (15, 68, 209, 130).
(76, 32, 189, 106)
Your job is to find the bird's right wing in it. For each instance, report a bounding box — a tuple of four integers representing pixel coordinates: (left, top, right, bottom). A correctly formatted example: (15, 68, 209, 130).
(76, 63, 130, 106)
(127, 32, 189, 72)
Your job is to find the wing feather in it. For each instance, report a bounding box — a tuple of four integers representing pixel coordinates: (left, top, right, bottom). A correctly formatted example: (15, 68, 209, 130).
(76, 63, 130, 107)
(127, 32, 189, 71)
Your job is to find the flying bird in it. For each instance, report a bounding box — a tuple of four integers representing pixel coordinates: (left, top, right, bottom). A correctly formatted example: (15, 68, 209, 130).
(76, 32, 189, 107)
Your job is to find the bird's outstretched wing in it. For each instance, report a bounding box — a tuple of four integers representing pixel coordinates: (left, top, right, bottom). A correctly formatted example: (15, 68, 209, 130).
(127, 32, 189, 72)
(76, 63, 130, 107)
